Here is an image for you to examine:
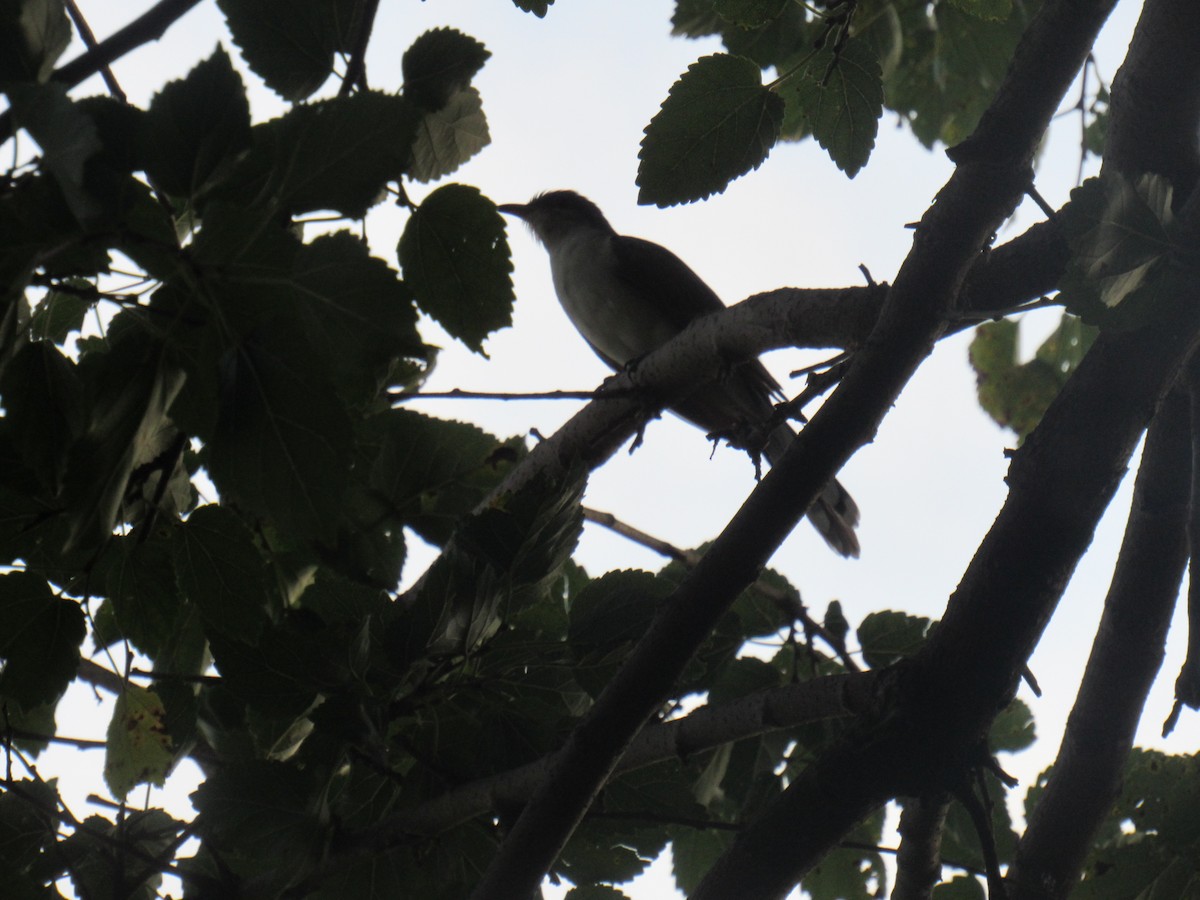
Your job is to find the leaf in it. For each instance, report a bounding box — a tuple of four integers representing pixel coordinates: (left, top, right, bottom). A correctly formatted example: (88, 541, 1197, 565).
(291, 231, 424, 401)
(0, 0, 70, 81)
(398, 184, 514, 353)
(990, 697, 1035, 753)
(104, 686, 173, 799)
(409, 87, 492, 183)
(219, 91, 422, 218)
(217, 0, 359, 101)
(639, 54, 783, 206)
(715, 0, 787, 27)
(781, 37, 882, 177)
(192, 760, 323, 883)
(99, 533, 184, 659)
(0, 571, 85, 708)
(0, 340, 86, 492)
(944, 0, 1013, 20)
(512, 0, 552, 16)
(368, 409, 521, 546)
(29, 282, 90, 342)
(144, 46, 252, 201)
(402, 27, 491, 112)
(1059, 173, 1176, 323)
(856, 610, 930, 669)
(208, 324, 353, 542)
(5, 82, 103, 222)
(172, 505, 272, 641)
(933, 876, 987, 899)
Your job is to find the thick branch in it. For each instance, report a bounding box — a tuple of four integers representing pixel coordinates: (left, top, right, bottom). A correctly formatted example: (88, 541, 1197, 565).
(1005, 366, 1192, 899)
(1105, 0, 1200, 195)
(689, 0, 1130, 896)
(351, 672, 875, 843)
(893, 794, 951, 900)
(472, 2, 1112, 898)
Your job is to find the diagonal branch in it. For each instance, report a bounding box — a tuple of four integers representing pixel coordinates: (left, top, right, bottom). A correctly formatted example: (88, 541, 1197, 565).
(471, 0, 1117, 896)
(1006, 363, 1193, 899)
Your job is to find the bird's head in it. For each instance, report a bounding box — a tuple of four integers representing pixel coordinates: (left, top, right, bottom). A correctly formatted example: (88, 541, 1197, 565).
(498, 190, 616, 247)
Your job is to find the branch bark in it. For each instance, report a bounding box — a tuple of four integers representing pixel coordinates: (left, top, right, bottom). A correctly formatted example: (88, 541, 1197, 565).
(471, 0, 1116, 896)
(1005, 365, 1192, 899)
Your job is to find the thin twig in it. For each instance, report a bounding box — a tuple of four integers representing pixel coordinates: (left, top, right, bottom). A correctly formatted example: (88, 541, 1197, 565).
(63, 0, 126, 101)
(338, 0, 381, 98)
(391, 387, 634, 403)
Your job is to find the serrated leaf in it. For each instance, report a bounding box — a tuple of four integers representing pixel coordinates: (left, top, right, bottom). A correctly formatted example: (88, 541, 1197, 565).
(144, 46, 251, 201)
(513, 0, 552, 16)
(173, 505, 272, 640)
(217, 0, 359, 101)
(221, 91, 422, 218)
(368, 409, 520, 546)
(30, 283, 90, 342)
(208, 324, 353, 542)
(0, 571, 85, 708)
(0, 340, 86, 491)
(1061, 172, 1174, 314)
(856, 610, 930, 669)
(398, 184, 514, 353)
(638, 53, 783, 206)
(782, 37, 882, 177)
(99, 533, 184, 659)
(0, 0, 70, 81)
(990, 697, 1035, 753)
(402, 27, 491, 112)
(409, 87, 491, 183)
(104, 685, 173, 799)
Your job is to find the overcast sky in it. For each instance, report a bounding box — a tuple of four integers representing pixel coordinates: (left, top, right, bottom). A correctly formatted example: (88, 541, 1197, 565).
(34, 2, 1190, 898)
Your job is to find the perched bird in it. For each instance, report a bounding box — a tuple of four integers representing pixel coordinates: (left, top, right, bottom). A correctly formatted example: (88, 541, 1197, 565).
(499, 191, 860, 557)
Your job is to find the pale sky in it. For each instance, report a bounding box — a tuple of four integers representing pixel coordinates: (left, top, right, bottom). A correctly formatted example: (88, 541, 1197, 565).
(31, 2, 1193, 898)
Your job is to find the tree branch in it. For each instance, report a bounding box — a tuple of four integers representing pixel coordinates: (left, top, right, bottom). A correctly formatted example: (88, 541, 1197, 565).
(471, 0, 1114, 895)
(893, 794, 951, 900)
(1006, 363, 1192, 899)
(0, 0, 205, 143)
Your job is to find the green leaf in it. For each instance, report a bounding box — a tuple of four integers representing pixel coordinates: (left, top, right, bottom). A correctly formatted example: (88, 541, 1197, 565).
(0, 571, 85, 708)
(856, 610, 930, 669)
(402, 27, 491, 112)
(291, 231, 424, 401)
(824, 599, 849, 646)
(217, 0, 359, 101)
(566, 886, 630, 900)
(368, 409, 521, 546)
(1059, 172, 1175, 321)
(104, 685, 174, 799)
(944, 0, 1013, 20)
(990, 697, 1035, 753)
(99, 533, 184, 659)
(0, 0, 70, 81)
(409, 87, 492, 183)
(512, 0, 553, 16)
(192, 760, 324, 885)
(933, 875, 987, 899)
(398, 184, 514, 353)
(781, 37, 882, 177)
(5, 82, 103, 222)
(969, 315, 1096, 440)
(0, 340, 86, 492)
(208, 324, 353, 542)
(173, 505, 272, 641)
(144, 46, 252, 201)
(220, 91, 422, 218)
(638, 53, 783, 206)
(29, 282, 90, 342)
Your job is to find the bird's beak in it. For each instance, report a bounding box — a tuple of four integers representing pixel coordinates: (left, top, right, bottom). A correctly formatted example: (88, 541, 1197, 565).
(497, 203, 527, 218)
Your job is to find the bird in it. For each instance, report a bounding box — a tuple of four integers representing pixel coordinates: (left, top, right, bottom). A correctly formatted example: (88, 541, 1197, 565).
(498, 190, 860, 557)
